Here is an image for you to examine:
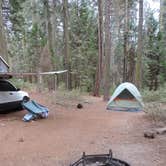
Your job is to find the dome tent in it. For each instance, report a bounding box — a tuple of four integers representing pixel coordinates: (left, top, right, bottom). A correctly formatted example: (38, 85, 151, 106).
(107, 82, 144, 111)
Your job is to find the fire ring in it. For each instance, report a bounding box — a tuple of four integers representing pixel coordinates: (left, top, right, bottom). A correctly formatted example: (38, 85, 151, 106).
(70, 150, 130, 166)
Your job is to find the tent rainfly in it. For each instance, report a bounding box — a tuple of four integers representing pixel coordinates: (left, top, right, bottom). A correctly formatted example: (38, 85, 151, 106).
(107, 82, 144, 111)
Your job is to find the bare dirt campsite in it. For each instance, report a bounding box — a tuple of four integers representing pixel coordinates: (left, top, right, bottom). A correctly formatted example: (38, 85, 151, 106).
(0, 0, 166, 165)
(0, 92, 165, 166)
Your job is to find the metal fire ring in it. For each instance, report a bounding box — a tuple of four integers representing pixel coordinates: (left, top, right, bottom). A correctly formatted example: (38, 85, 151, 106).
(70, 150, 130, 166)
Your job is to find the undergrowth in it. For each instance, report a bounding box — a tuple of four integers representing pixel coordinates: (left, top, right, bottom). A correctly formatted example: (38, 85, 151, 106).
(142, 84, 166, 123)
(144, 102, 166, 123)
(10, 78, 36, 91)
(142, 84, 166, 103)
(46, 88, 84, 108)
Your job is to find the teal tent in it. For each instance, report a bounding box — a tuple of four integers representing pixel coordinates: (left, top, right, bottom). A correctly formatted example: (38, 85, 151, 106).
(107, 82, 144, 111)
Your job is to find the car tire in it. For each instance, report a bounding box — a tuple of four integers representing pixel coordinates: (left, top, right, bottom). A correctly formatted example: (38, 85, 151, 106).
(23, 96, 30, 103)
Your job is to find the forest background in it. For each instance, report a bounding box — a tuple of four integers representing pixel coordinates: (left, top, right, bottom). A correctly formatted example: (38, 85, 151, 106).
(0, 0, 166, 101)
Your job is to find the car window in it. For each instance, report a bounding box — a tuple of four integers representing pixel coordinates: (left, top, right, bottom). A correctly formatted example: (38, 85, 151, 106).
(0, 81, 17, 91)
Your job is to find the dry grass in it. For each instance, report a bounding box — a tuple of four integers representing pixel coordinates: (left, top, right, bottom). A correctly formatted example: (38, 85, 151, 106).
(144, 102, 166, 123)
(10, 78, 37, 91)
(142, 86, 166, 103)
(43, 89, 85, 108)
(142, 85, 166, 123)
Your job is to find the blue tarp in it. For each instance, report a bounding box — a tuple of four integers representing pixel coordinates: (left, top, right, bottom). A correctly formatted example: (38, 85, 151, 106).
(22, 100, 49, 122)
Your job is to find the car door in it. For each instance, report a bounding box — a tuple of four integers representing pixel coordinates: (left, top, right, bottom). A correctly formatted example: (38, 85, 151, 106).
(0, 80, 20, 104)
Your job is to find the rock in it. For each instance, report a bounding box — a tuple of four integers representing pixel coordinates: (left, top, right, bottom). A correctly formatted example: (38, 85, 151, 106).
(90, 141, 95, 144)
(77, 103, 83, 109)
(18, 137, 24, 142)
(155, 127, 166, 135)
(144, 131, 156, 139)
(84, 100, 90, 104)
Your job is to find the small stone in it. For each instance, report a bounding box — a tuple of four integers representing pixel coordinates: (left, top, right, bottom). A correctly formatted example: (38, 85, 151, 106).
(84, 100, 90, 104)
(90, 141, 95, 144)
(18, 137, 24, 142)
(103, 136, 108, 139)
(155, 127, 166, 135)
(77, 103, 83, 109)
(144, 131, 156, 139)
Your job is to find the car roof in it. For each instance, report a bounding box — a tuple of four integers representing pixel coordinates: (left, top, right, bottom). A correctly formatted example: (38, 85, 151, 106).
(0, 79, 11, 83)
(0, 79, 15, 86)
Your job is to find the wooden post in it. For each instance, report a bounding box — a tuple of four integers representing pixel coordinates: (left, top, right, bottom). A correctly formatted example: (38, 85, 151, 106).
(37, 71, 42, 92)
(53, 74, 57, 91)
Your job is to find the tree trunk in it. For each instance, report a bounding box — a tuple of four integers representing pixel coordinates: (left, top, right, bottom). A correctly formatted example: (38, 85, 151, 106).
(31, 0, 42, 91)
(160, 0, 166, 83)
(44, 0, 53, 58)
(94, 0, 103, 96)
(43, 0, 54, 91)
(160, 0, 166, 53)
(103, 0, 111, 101)
(123, 0, 129, 82)
(0, 0, 8, 61)
(135, 0, 143, 88)
(51, 0, 58, 66)
(160, 0, 165, 32)
(63, 0, 71, 89)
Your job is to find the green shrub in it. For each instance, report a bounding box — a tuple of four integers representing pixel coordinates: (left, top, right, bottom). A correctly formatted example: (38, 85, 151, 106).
(56, 88, 82, 102)
(47, 88, 84, 108)
(144, 102, 166, 123)
(10, 78, 36, 91)
(142, 85, 166, 103)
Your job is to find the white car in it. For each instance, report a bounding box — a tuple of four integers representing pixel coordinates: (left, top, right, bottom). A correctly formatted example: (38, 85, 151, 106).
(0, 79, 29, 113)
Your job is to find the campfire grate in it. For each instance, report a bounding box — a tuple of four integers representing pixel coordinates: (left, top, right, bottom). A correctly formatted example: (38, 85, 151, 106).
(70, 150, 130, 166)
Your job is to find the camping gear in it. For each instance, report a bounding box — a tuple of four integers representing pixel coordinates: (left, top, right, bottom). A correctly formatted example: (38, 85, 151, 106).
(107, 82, 144, 112)
(70, 150, 130, 166)
(22, 100, 49, 122)
(23, 113, 37, 122)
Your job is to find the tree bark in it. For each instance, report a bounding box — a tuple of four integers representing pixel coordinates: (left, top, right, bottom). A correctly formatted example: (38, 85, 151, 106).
(135, 0, 143, 88)
(43, 0, 54, 91)
(44, 0, 53, 58)
(160, 0, 166, 56)
(123, 0, 129, 82)
(51, 0, 58, 64)
(63, 0, 71, 89)
(94, 0, 103, 96)
(31, 0, 42, 91)
(103, 0, 111, 101)
(157, 0, 166, 85)
(0, 0, 8, 62)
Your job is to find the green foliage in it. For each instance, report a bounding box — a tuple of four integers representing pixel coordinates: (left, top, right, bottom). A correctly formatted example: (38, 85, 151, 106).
(47, 88, 84, 108)
(5, 0, 166, 93)
(27, 23, 46, 69)
(142, 84, 166, 103)
(144, 11, 161, 90)
(8, 0, 97, 92)
(69, 0, 98, 91)
(143, 11, 166, 88)
(9, 0, 26, 33)
(144, 102, 166, 122)
(159, 33, 166, 83)
(10, 78, 36, 91)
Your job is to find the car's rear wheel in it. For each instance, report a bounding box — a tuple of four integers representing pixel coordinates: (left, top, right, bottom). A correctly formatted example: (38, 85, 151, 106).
(23, 96, 30, 103)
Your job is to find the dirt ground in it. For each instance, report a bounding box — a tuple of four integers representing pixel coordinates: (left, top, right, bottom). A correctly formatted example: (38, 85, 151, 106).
(0, 92, 165, 166)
